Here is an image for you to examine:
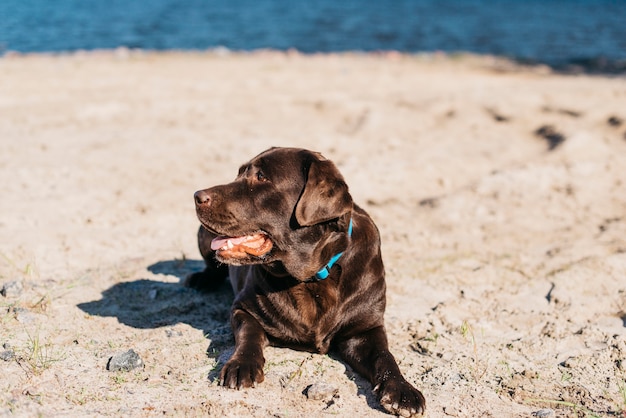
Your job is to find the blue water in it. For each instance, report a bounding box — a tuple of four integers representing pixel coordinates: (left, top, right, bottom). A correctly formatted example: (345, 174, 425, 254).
(2, 0, 625, 71)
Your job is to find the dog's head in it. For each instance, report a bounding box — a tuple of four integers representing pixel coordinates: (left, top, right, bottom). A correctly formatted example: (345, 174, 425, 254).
(194, 147, 353, 281)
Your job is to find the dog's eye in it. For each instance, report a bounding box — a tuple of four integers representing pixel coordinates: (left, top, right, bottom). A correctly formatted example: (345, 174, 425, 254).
(256, 171, 268, 182)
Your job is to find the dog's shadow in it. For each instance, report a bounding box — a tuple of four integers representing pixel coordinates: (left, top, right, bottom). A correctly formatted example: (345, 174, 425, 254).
(77, 259, 381, 407)
(77, 259, 234, 359)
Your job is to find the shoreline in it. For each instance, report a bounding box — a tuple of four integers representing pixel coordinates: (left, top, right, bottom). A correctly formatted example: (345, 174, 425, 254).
(3, 47, 626, 76)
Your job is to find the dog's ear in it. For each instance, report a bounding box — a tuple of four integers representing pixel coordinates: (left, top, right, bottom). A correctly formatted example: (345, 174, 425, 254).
(295, 158, 353, 227)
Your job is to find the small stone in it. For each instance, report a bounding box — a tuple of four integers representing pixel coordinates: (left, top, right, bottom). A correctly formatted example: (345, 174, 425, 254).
(1, 280, 24, 298)
(0, 349, 15, 361)
(13, 307, 37, 324)
(165, 328, 183, 338)
(443, 405, 462, 416)
(107, 349, 144, 372)
(533, 408, 555, 418)
(304, 382, 338, 401)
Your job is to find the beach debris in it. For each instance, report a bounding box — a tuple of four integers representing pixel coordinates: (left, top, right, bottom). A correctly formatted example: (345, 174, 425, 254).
(304, 382, 338, 401)
(1, 280, 24, 298)
(410, 340, 432, 355)
(534, 125, 566, 150)
(607, 115, 623, 127)
(558, 108, 582, 118)
(418, 197, 440, 209)
(485, 107, 510, 122)
(107, 349, 144, 372)
(541, 106, 582, 117)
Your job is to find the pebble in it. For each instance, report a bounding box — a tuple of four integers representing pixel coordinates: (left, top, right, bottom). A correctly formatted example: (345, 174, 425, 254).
(13, 307, 39, 324)
(1, 342, 14, 361)
(106, 349, 144, 372)
(443, 405, 462, 416)
(165, 328, 183, 338)
(533, 408, 555, 418)
(305, 382, 338, 401)
(607, 116, 623, 127)
(1, 280, 24, 298)
(0, 347, 15, 361)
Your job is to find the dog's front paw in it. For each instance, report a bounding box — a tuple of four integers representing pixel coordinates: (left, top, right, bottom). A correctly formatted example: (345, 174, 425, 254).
(220, 357, 265, 389)
(375, 378, 425, 417)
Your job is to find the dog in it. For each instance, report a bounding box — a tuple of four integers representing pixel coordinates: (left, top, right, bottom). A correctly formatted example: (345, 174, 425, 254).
(188, 147, 425, 416)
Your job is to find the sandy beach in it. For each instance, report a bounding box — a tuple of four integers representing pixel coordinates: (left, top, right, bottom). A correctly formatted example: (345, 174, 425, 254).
(1, 50, 625, 417)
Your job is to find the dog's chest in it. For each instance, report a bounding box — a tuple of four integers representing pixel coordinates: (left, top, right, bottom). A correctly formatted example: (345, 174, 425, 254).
(232, 265, 343, 352)
(259, 282, 341, 353)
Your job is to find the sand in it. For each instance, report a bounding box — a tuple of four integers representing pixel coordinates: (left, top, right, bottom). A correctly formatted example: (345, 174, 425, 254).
(1, 50, 625, 417)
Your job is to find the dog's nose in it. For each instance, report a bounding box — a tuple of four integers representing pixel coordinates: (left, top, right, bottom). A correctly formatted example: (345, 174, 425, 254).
(194, 190, 211, 206)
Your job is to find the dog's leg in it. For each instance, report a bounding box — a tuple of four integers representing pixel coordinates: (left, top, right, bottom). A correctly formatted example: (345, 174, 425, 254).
(337, 326, 425, 417)
(185, 226, 228, 291)
(220, 308, 268, 389)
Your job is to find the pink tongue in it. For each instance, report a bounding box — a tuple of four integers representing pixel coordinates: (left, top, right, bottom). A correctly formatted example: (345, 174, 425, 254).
(211, 236, 248, 251)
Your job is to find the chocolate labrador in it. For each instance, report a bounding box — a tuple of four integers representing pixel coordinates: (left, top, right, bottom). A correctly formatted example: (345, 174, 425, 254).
(188, 147, 425, 416)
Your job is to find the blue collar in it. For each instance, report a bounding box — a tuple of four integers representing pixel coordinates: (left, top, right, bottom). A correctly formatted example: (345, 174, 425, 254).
(315, 217, 353, 280)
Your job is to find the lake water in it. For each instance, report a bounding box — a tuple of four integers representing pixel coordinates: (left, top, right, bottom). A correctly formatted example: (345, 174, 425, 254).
(2, 0, 625, 71)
